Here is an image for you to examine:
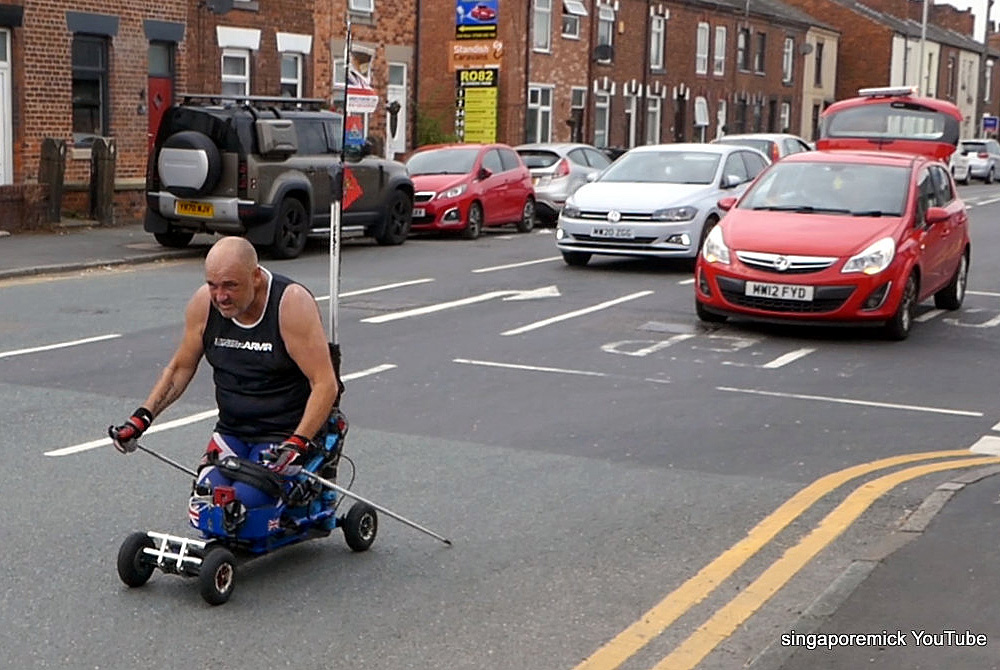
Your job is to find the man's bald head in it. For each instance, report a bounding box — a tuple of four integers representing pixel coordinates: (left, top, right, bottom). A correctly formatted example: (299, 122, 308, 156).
(205, 236, 259, 276)
(204, 237, 265, 321)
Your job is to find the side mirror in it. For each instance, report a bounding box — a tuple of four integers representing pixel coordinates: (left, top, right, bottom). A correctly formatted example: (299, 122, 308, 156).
(478, 167, 492, 180)
(925, 206, 950, 225)
(586, 172, 599, 183)
(721, 174, 742, 189)
(717, 196, 738, 211)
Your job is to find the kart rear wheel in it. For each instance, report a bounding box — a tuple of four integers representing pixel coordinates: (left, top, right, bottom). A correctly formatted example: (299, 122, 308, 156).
(199, 546, 237, 606)
(117, 532, 155, 588)
(343, 503, 378, 552)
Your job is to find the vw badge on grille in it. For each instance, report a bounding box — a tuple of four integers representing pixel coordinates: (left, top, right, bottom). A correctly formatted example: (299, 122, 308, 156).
(607, 210, 622, 223)
(773, 255, 791, 272)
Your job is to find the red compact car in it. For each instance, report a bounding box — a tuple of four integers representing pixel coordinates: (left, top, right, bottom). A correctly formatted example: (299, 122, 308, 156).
(470, 4, 497, 21)
(694, 87, 970, 340)
(405, 143, 536, 239)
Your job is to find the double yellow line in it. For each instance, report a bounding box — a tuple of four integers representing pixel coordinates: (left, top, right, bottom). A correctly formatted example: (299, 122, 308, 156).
(574, 450, 1000, 670)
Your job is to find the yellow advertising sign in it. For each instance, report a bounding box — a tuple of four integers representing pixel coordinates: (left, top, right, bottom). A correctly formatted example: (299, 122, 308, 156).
(448, 40, 504, 73)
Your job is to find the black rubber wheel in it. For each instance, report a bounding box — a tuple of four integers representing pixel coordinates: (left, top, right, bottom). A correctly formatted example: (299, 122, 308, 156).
(199, 546, 237, 606)
(160, 131, 222, 198)
(154, 230, 195, 249)
(561, 251, 591, 266)
(696, 300, 728, 323)
(462, 202, 483, 240)
(884, 273, 918, 340)
(697, 216, 719, 254)
(269, 198, 309, 259)
(117, 532, 155, 588)
(376, 189, 413, 246)
(934, 252, 968, 310)
(342, 503, 378, 552)
(986, 168, 995, 185)
(516, 198, 535, 233)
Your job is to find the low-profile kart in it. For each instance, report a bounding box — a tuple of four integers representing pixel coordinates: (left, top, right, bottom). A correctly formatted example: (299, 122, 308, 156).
(116, 412, 447, 605)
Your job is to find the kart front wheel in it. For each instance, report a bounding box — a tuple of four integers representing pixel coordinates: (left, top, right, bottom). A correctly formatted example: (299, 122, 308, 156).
(343, 503, 378, 552)
(117, 532, 155, 588)
(199, 546, 237, 606)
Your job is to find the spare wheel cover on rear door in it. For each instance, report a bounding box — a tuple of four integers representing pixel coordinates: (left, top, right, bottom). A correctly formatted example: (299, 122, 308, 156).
(158, 130, 223, 198)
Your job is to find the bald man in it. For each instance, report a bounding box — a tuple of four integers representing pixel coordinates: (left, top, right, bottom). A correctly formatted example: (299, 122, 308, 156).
(110, 236, 339, 509)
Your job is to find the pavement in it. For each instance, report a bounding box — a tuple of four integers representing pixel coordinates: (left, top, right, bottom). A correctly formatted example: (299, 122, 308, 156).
(3, 221, 1000, 666)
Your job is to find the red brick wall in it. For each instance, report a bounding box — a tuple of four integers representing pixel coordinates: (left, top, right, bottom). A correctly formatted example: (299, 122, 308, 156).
(928, 4, 975, 37)
(0, 183, 47, 232)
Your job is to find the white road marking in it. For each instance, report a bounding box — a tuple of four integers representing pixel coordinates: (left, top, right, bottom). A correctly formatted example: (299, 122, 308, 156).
(472, 256, 561, 273)
(993, 421, 1000, 432)
(716, 386, 982, 417)
(915, 309, 945, 322)
(44, 363, 398, 457)
(453, 357, 670, 384)
(361, 286, 557, 323)
(970, 435, 1000, 455)
(760, 347, 816, 369)
(501, 290, 655, 336)
(976, 196, 1000, 206)
(677, 278, 696, 285)
(967, 290, 1000, 298)
(0, 333, 121, 360)
(316, 278, 434, 301)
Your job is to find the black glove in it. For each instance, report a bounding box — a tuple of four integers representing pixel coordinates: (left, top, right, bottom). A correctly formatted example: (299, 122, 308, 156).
(108, 407, 154, 454)
(264, 434, 311, 475)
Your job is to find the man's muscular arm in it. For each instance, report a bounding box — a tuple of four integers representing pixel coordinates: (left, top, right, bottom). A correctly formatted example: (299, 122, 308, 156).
(142, 287, 210, 417)
(279, 284, 339, 441)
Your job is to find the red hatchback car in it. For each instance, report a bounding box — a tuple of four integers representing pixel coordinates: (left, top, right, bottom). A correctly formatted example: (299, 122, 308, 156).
(695, 87, 970, 340)
(406, 143, 536, 239)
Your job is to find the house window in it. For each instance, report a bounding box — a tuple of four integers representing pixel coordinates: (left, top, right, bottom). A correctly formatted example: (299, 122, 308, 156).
(593, 91, 610, 147)
(814, 41, 824, 86)
(753, 98, 763, 131)
(348, 0, 374, 12)
(717, 99, 727, 138)
(281, 53, 303, 97)
(782, 37, 794, 83)
(526, 85, 553, 142)
(754, 33, 766, 73)
(649, 15, 665, 70)
(562, 0, 587, 38)
(645, 96, 661, 144)
(737, 29, 750, 71)
(597, 5, 614, 59)
(780, 101, 790, 132)
(71, 34, 109, 146)
(713, 26, 726, 76)
(624, 95, 637, 148)
(221, 48, 250, 97)
(986, 60, 994, 102)
(736, 97, 748, 132)
(948, 56, 957, 98)
(569, 86, 586, 142)
(533, 0, 552, 52)
(695, 22, 709, 75)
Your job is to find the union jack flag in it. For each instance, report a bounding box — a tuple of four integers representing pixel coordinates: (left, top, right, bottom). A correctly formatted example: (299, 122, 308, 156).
(268, 517, 281, 531)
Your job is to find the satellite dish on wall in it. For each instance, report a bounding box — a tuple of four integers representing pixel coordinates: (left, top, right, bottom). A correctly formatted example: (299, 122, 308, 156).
(205, 0, 234, 15)
(798, 42, 814, 55)
(593, 44, 614, 61)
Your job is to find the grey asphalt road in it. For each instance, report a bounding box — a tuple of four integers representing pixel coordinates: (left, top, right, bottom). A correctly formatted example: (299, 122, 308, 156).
(2, 185, 1000, 669)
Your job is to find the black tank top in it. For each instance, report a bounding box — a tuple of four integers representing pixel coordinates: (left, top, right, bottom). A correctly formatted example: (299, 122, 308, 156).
(203, 270, 312, 441)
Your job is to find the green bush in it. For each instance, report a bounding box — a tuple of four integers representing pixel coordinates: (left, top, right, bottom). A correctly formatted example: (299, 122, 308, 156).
(416, 111, 459, 147)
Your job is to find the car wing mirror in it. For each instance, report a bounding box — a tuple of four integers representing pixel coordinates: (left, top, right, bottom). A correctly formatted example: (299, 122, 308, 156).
(478, 167, 492, 180)
(721, 174, 742, 189)
(925, 206, 950, 225)
(586, 172, 598, 183)
(717, 196, 738, 211)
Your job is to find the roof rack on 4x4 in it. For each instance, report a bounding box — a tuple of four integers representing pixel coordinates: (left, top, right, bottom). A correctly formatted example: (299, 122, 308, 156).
(178, 93, 329, 111)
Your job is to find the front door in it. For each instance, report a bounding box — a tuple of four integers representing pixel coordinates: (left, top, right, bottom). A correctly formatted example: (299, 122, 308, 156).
(148, 42, 175, 155)
(385, 63, 407, 160)
(0, 28, 11, 185)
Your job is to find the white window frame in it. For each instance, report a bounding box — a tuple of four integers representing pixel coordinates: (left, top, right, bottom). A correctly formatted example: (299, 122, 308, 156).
(593, 91, 610, 148)
(0, 28, 10, 184)
(348, 0, 374, 13)
(782, 37, 794, 83)
(649, 15, 665, 70)
(280, 52, 303, 98)
(645, 96, 661, 145)
(386, 62, 408, 158)
(737, 29, 749, 71)
(754, 32, 766, 74)
(780, 101, 790, 132)
(695, 22, 710, 75)
(333, 57, 370, 135)
(987, 60, 994, 103)
(527, 84, 554, 142)
(562, 0, 587, 39)
(571, 86, 587, 110)
(534, 0, 552, 52)
(221, 48, 250, 97)
(624, 94, 637, 148)
(597, 5, 615, 60)
(713, 26, 726, 76)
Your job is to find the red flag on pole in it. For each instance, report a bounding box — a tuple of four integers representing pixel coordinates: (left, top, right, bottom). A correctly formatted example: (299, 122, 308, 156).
(343, 167, 363, 210)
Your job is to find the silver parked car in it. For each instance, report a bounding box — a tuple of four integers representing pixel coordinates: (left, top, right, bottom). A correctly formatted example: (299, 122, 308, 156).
(555, 143, 770, 266)
(958, 138, 1000, 183)
(514, 143, 612, 223)
(711, 132, 813, 162)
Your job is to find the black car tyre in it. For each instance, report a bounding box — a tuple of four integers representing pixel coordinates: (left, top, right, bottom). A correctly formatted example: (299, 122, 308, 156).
(986, 168, 995, 184)
(884, 273, 918, 340)
(343, 503, 378, 552)
(462, 202, 483, 240)
(117, 532, 155, 588)
(516, 197, 535, 233)
(269, 198, 309, 259)
(934, 252, 968, 310)
(198, 546, 237, 606)
(375, 189, 413, 246)
(160, 131, 222, 198)
(561, 251, 591, 266)
(154, 230, 195, 249)
(696, 300, 728, 323)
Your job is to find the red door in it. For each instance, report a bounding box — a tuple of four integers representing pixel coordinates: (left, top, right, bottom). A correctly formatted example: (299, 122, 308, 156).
(148, 76, 173, 154)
